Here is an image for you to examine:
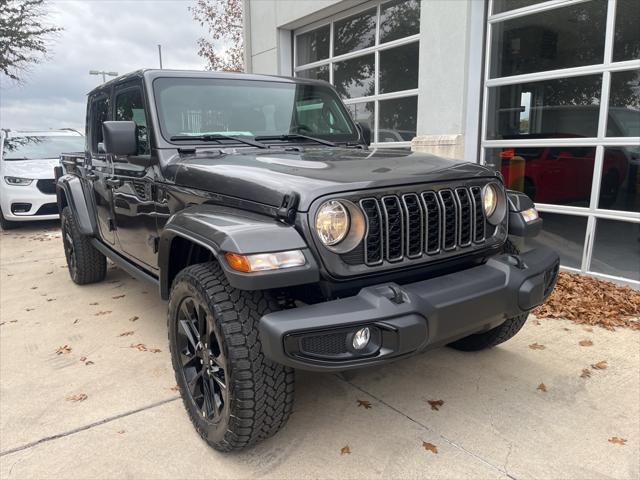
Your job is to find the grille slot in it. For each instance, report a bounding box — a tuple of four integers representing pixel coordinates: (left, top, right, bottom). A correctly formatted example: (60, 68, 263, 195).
(355, 185, 494, 266)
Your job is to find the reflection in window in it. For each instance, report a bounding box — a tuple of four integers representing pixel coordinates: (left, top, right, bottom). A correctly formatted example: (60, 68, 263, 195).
(526, 212, 587, 269)
(379, 42, 419, 93)
(296, 65, 330, 82)
(485, 147, 596, 207)
(296, 25, 330, 66)
(613, 0, 640, 62)
(333, 8, 376, 56)
(333, 54, 375, 99)
(490, 1, 607, 78)
(346, 102, 374, 129)
(378, 96, 417, 142)
(379, 0, 420, 43)
(486, 74, 602, 139)
(591, 219, 640, 281)
(115, 89, 149, 154)
(607, 70, 640, 137)
(492, 0, 547, 15)
(599, 147, 640, 213)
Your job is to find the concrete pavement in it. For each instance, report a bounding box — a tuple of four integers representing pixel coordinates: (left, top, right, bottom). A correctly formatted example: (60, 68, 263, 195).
(1, 222, 638, 479)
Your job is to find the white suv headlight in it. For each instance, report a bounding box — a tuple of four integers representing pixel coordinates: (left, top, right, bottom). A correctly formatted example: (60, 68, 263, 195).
(4, 176, 33, 186)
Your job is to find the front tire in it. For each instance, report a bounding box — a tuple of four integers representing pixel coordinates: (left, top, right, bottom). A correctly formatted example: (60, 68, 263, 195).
(168, 261, 295, 451)
(0, 208, 19, 230)
(61, 206, 106, 284)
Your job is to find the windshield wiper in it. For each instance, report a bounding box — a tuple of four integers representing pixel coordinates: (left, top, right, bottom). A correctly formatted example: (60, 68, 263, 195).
(170, 134, 268, 149)
(255, 133, 337, 147)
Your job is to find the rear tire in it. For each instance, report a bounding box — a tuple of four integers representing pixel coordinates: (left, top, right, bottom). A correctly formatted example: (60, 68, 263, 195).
(447, 313, 529, 351)
(0, 208, 19, 230)
(61, 206, 106, 284)
(168, 261, 295, 451)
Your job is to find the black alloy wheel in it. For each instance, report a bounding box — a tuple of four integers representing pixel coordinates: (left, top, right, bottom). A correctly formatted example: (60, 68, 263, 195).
(175, 296, 228, 422)
(62, 219, 77, 280)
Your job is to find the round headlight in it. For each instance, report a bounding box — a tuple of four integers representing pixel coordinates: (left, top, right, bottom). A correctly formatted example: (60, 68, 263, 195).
(315, 200, 350, 246)
(482, 183, 498, 217)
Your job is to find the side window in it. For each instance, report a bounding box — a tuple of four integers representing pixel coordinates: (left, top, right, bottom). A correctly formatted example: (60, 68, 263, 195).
(91, 96, 110, 153)
(115, 88, 149, 155)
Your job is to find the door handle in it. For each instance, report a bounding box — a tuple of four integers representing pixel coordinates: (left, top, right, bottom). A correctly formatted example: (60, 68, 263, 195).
(105, 177, 123, 188)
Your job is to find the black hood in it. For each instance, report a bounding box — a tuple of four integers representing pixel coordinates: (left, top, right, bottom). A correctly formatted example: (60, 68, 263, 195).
(164, 147, 498, 211)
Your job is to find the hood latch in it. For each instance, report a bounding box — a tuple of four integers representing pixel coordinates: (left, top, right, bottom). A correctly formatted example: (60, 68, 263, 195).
(277, 192, 299, 225)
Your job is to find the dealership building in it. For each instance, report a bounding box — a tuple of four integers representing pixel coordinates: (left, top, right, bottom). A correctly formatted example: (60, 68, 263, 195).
(242, 0, 640, 285)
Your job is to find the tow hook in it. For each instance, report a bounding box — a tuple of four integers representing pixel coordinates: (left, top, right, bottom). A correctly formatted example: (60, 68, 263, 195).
(508, 254, 527, 270)
(387, 285, 405, 304)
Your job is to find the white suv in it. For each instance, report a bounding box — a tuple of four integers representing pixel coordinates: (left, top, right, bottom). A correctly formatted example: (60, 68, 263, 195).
(0, 129, 85, 229)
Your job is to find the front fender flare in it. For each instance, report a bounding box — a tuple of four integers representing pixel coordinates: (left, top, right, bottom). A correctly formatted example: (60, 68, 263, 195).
(56, 174, 97, 235)
(158, 204, 319, 297)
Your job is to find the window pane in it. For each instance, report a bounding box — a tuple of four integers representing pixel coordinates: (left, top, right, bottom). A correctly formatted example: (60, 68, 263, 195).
(333, 54, 375, 99)
(613, 0, 640, 62)
(492, 0, 547, 15)
(379, 42, 419, 94)
(485, 147, 596, 207)
(296, 25, 330, 66)
(486, 75, 602, 140)
(346, 101, 374, 128)
(526, 212, 587, 269)
(591, 219, 640, 281)
(607, 70, 640, 137)
(334, 8, 376, 56)
(599, 147, 640, 213)
(115, 89, 149, 154)
(378, 96, 417, 142)
(380, 0, 420, 44)
(297, 65, 330, 82)
(490, 1, 607, 78)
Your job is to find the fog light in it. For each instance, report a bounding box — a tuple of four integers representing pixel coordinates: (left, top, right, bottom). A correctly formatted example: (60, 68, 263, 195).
(352, 327, 370, 350)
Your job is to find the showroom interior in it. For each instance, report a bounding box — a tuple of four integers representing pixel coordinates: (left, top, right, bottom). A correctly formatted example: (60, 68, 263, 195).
(242, 0, 640, 285)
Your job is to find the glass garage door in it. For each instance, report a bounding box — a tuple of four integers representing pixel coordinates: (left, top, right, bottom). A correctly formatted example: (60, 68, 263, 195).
(481, 0, 640, 285)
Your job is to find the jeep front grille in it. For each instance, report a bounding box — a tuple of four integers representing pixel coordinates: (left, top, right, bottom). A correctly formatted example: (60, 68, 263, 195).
(358, 186, 490, 266)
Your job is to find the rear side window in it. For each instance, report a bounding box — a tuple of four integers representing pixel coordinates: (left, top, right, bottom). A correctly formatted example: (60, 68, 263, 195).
(115, 88, 149, 154)
(91, 96, 110, 153)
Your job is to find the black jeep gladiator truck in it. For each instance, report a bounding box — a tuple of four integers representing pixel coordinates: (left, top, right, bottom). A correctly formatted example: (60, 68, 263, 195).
(56, 69, 559, 451)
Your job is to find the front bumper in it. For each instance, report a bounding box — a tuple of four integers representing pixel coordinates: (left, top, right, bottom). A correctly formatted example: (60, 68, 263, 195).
(260, 246, 559, 371)
(0, 181, 59, 221)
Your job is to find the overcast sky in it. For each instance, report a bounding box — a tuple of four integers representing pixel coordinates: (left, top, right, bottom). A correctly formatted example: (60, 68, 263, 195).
(0, 0, 208, 131)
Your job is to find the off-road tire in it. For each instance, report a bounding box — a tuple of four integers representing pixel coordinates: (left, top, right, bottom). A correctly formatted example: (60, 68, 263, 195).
(447, 312, 530, 351)
(61, 206, 106, 284)
(0, 208, 18, 230)
(168, 261, 295, 452)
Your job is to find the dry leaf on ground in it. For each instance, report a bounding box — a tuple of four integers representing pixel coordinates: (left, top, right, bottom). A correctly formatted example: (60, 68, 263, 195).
(537, 383, 548, 392)
(118, 331, 135, 337)
(422, 442, 438, 454)
(340, 446, 351, 455)
(130, 343, 148, 352)
(112, 294, 126, 299)
(579, 339, 593, 347)
(427, 400, 444, 411)
(89, 302, 99, 306)
(533, 272, 640, 330)
(608, 437, 627, 445)
(55, 345, 71, 355)
(580, 369, 591, 379)
(592, 360, 608, 370)
(356, 399, 372, 409)
(95, 311, 112, 316)
(149, 348, 162, 353)
(66, 393, 88, 402)
(529, 343, 545, 350)
(169, 385, 179, 392)
(85, 360, 95, 366)
(129, 316, 139, 322)
(79, 356, 87, 362)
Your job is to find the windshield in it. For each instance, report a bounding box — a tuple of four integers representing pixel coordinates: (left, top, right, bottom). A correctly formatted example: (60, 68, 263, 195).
(153, 77, 358, 144)
(2, 135, 84, 161)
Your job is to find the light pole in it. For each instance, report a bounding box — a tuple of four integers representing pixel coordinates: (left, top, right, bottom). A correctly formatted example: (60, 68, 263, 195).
(89, 70, 118, 83)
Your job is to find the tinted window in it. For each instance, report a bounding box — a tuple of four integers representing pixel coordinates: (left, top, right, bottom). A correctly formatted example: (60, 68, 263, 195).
(598, 146, 640, 213)
(333, 54, 375, 99)
(591, 219, 640, 281)
(296, 25, 330, 66)
(379, 0, 420, 43)
(607, 70, 640, 137)
(91, 96, 110, 153)
(613, 0, 640, 62)
(492, 0, 547, 15)
(379, 42, 419, 93)
(526, 212, 587, 269)
(115, 88, 149, 154)
(346, 101, 374, 128)
(378, 96, 417, 143)
(490, 1, 607, 78)
(296, 65, 330, 82)
(333, 8, 376, 56)
(2, 135, 84, 160)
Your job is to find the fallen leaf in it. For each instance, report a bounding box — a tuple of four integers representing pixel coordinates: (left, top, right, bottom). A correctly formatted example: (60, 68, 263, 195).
(89, 302, 99, 306)
(30, 286, 38, 290)
(118, 331, 135, 337)
(427, 399, 444, 411)
(608, 437, 627, 446)
(46, 298, 56, 302)
(130, 343, 148, 352)
(79, 356, 87, 362)
(529, 343, 546, 350)
(9, 320, 17, 323)
(563, 327, 571, 331)
(583, 327, 594, 332)
(592, 361, 608, 370)
(422, 442, 438, 454)
(85, 361, 94, 366)
(149, 348, 162, 353)
(578, 339, 593, 347)
(580, 368, 591, 379)
(129, 316, 139, 322)
(73, 319, 80, 325)
(94, 311, 112, 316)
(66, 393, 88, 402)
(25, 307, 35, 312)
(55, 345, 72, 355)
(533, 319, 541, 326)
(46, 271, 53, 275)
(340, 445, 351, 455)
(169, 385, 179, 392)
(357, 399, 372, 409)
(112, 294, 126, 299)
(537, 383, 548, 392)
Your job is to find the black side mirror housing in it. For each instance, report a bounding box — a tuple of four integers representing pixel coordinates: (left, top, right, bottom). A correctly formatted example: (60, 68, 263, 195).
(102, 121, 137, 156)
(357, 121, 372, 146)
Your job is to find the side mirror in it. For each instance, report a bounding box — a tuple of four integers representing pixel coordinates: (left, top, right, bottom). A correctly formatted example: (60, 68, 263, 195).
(357, 121, 371, 146)
(102, 121, 137, 156)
